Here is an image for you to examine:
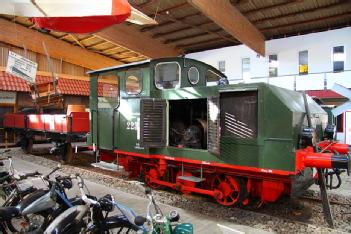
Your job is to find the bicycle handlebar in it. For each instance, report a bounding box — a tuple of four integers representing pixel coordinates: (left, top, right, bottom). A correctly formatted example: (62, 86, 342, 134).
(71, 174, 97, 205)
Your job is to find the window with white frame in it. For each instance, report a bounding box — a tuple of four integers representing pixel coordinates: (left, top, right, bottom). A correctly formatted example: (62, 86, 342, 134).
(218, 60, 225, 73)
(242, 58, 250, 81)
(333, 46, 345, 72)
(269, 54, 278, 77)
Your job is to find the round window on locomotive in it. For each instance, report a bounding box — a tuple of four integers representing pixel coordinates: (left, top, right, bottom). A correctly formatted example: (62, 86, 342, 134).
(126, 75, 142, 95)
(188, 67, 199, 85)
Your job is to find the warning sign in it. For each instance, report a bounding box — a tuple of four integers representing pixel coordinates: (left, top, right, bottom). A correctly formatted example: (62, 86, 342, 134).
(6, 51, 38, 83)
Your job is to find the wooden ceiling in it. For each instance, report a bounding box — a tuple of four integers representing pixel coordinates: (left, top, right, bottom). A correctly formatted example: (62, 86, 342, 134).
(1, 0, 350, 68)
(134, 0, 351, 53)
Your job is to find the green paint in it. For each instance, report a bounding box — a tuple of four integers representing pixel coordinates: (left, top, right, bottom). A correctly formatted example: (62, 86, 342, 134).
(89, 58, 328, 173)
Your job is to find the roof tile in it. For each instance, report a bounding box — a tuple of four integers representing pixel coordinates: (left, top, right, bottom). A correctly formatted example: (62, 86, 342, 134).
(0, 71, 90, 96)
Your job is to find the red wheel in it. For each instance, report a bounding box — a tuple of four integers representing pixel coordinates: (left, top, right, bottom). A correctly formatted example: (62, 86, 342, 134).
(176, 171, 196, 195)
(211, 175, 245, 206)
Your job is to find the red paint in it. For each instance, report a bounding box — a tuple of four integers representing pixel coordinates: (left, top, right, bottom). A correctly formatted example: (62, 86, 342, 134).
(4, 112, 89, 134)
(147, 175, 221, 198)
(69, 112, 90, 133)
(176, 171, 196, 195)
(3, 113, 26, 129)
(296, 146, 339, 169)
(261, 181, 285, 202)
(158, 159, 167, 177)
(304, 153, 333, 168)
(99, 150, 116, 162)
(318, 140, 349, 154)
(114, 149, 295, 176)
(31, 0, 131, 33)
(305, 90, 344, 99)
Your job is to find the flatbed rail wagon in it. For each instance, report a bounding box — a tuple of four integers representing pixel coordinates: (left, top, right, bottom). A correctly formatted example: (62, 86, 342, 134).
(3, 111, 89, 162)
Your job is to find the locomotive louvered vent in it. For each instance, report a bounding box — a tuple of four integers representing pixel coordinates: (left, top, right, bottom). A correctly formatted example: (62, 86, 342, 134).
(140, 99, 167, 148)
(208, 97, 220, 155)
(220, 91, 258, 139)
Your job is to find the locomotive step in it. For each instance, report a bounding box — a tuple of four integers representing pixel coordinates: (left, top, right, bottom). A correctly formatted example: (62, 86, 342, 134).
(177, 175, 205, 183)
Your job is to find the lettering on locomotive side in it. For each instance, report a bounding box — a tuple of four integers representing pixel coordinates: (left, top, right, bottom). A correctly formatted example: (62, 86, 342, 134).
(260, 169, 273, 173)
(126, 121, 138, 130)
(164, 156, 175, 160)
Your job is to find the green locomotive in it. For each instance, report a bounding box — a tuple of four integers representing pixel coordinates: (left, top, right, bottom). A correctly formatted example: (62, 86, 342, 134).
(87, 57, 350, 207)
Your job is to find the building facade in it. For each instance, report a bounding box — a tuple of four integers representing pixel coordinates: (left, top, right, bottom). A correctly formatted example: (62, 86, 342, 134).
(187, 27, 351, 143)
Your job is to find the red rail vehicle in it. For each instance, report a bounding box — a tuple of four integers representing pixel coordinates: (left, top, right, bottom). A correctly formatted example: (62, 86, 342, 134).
(3, 111, 89, 162)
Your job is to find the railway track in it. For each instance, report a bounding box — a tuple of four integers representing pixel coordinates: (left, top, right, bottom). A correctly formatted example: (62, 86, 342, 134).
(300, 195, 351, 207)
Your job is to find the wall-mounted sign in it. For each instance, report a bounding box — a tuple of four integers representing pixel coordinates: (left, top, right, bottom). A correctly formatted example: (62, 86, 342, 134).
(6, 51, 38, 84)
(0, 91, 16, 105)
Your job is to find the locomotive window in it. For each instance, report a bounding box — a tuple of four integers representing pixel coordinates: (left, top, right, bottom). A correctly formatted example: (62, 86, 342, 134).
(126, 70, 142, 95)
(155, 62, 180, 89)
(207, 70, 222, 85)
(220, 91, 258, 139)
(97, 73, 119, 109)
(188, 67, 199, 85)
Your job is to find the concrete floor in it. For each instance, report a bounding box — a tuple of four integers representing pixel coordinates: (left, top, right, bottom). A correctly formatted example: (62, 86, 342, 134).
(9, 157, 271, 234)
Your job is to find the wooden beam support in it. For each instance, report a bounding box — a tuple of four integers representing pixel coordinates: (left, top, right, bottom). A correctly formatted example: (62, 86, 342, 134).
(187, 0, 265, 55)
(177, 37, 226, 49)
(165, 29, 223, 44)
(0, 18, 120, 70)
(141, 12, 201, 32)
(95, 24, 183, 58)
(78, 35, 96, 43)
(86, 41, 110, 49)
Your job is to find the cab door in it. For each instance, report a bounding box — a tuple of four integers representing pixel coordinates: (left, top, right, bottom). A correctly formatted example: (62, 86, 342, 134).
(91, 72, 119, 150)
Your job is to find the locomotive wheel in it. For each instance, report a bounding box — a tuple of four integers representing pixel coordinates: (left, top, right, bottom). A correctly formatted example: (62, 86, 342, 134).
(176, 171, 196, 195)
(211, 175, 246, 206)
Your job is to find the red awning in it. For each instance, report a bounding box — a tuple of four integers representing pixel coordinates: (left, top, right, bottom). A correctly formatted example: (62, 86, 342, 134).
(306, 90, 345, 99)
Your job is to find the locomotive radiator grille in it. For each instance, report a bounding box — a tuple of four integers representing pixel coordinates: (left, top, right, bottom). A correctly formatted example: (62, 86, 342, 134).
(220, 91, 258, 139)
(140, 99, 167, 147)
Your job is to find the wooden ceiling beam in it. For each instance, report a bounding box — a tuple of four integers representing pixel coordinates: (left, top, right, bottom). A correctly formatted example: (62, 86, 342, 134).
(95, 24, 182, 58)
(165, 29, 223, 44)
(177, 37, 227, 49)
(150, 2, 189, 16)
(150, 10, 236, 43)
(141, 0, 248, 33)
(78, 35, 96, 43)
(86, 41, 110, 49)
(141, 12, 200, 32)
(260, 11, 351, 32)
(0, 18, 120, 70)
(101, 46, 123, 54)
(188, 0, 265, 55)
